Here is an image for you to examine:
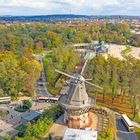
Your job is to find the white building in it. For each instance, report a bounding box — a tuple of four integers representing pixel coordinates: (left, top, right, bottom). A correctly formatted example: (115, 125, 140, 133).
(63, 128, 97, 140)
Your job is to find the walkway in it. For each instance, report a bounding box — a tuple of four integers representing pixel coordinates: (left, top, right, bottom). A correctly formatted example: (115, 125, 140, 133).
(117, 116, 137, 140)
(34, 51, 52, 97)
(45, 115, 67, 139)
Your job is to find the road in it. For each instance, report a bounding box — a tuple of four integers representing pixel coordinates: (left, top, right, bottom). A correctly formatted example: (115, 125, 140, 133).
(116, 116, 137, 140)
(34, 51, 52, 97)
(36, 67, 51, 97)
(112, 109, 140, 128)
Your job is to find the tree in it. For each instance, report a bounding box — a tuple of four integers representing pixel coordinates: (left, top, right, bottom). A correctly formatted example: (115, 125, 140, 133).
(44, 46, 80, 89)
(22, 100, 32, 109)
(34, 41, 43, 53)
(130, 78, 140, 118)
(0, 52, 42, 99)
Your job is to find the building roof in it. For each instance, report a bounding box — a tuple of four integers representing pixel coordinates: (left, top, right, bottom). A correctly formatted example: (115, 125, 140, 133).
(67, 74, 88, 105)
(63, 128, 97, 140)
(84, 50, 96, 59)
(22, 111, 41, 121)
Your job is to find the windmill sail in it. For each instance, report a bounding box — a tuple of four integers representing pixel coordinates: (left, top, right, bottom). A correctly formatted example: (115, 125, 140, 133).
(55, 69, 102, 90)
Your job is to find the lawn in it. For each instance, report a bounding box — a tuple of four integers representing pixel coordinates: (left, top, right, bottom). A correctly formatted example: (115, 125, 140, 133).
(121, 45, 132, 57)
(133, 113, 140, 123)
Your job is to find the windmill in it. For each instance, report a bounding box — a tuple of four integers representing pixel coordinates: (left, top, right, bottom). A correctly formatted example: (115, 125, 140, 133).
(55, 63, 102, 129)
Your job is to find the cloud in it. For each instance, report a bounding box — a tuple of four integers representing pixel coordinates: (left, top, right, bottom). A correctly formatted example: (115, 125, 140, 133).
(0, 0, 48, 9)
(0, 0, 140, 15)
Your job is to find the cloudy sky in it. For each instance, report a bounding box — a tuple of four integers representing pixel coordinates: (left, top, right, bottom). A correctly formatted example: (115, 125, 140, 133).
(0, 0, 140, 16)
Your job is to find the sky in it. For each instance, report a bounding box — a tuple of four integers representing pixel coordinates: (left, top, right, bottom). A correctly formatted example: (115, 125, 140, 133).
(0, 0, 140, 16)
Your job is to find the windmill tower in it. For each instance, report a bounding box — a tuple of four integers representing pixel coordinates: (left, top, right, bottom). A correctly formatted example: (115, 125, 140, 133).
(55, 68, 102, 129)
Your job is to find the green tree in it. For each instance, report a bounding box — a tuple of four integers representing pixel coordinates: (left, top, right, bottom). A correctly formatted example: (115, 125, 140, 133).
(22, 100, 32, 109)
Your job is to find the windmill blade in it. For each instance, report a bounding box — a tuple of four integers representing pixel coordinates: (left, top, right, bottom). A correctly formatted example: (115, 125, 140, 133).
(80, 59, 88, 75)
(55, 69, 102, 89)
(85, 80, 103, 90)
(55, 69, 79, 80)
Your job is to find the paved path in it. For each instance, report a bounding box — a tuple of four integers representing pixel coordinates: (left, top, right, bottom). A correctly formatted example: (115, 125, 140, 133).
(45, 115, 67, 139)
(117, 117, 137, 140)
(34, 51, 52, 97)
(112, 109, 140, 128)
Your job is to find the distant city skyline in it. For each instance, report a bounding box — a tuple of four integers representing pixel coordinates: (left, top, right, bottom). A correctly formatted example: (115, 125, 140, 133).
(0, 0, 140, 16)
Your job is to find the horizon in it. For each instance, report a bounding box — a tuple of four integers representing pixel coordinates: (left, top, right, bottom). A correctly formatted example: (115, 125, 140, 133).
(1, 14, 140, 17)
(0, 0, 140, 16)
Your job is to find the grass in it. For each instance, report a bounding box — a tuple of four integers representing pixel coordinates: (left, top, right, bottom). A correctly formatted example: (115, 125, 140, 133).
(47, 84, 61, 95)
(121, 45, 132, 57)
(43, 52, 53, 60)
(134, 127, 140, 140)
(90, 92, 133, 117)
(133, 113, 140, 123)
(43, 53, 62, 95)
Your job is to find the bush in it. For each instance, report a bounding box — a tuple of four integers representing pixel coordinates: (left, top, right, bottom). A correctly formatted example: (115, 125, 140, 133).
(22, 100, 32, 109)
(15, 106, 28, 112)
